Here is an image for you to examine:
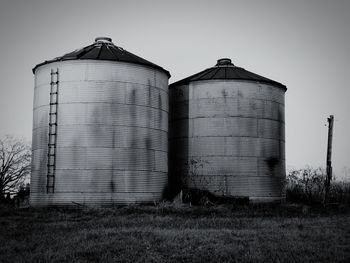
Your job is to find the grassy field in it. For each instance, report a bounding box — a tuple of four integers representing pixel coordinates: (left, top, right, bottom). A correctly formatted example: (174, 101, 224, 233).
(0, 204, 349, 263)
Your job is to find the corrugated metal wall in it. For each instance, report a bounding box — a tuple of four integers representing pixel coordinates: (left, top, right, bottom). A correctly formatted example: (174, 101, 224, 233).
(169, 80, 286, 201)
(31, 60, 168, 206)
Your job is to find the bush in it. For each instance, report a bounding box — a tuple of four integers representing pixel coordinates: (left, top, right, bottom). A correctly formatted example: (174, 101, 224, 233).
(329, 181, 350, 205)
(286, 167, 350, 206)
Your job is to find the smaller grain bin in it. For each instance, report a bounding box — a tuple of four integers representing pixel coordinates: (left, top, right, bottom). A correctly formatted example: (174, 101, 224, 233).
(169, 58, 287, 202)
(31, 37, 170, 206)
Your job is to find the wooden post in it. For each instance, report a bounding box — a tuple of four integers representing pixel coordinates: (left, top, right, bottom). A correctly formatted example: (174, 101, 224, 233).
(324, 115, 334, 204)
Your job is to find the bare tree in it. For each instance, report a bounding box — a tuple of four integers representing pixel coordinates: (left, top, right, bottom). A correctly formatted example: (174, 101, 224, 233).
(0, 136, 31, 200)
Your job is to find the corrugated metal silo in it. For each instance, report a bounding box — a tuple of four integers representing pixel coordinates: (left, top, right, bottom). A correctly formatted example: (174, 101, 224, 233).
(169, 58, 286, 202)
(31, 37, 170, 206)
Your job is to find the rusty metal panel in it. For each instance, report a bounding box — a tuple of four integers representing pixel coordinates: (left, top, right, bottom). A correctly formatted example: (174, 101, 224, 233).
(55, 125, 167, 151)
(257, 157, 286, 177)
(189, 81, 285, 104)
(33, 84, 50, 108)
(32, 127, 48, 150)
(181, 173, 284, 201)
(193, 117, 258, 137)
(169, 79, 286, 201)
(55, 103, 167, 131)
(125, 84, 168, 112)
(185, 156, 258, 176)
(155, 151, 168, 172)
(52, 170, 167, 193)
(30, 171, 45, 192)
(31, 149, 47, 172)
(55, 80, 168, 111)
(31, 60, 168, 207)
(35, 60, 169, 90)
(59, 81, 126, 105)
(259, 138, 280, 158)
(258, 119, 285, 140)
(30, 191, 165, 207)
(32, 106, 49, 129)
(226, 175, 284, 197)
(225, 137, 257, 157)
(190, 137, 226, 156)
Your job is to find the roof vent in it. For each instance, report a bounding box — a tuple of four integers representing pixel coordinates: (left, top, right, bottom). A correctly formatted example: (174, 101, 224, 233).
(216, 58, 233, 66)
(95, 37, 112, 43)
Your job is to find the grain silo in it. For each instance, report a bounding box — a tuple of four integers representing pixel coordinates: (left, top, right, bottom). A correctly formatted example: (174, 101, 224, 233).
(31, 37, 170, 206)
(169, 58, 286, 202)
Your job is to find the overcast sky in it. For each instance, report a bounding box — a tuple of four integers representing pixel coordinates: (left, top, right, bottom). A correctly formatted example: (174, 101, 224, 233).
(0, 0, 349, 180)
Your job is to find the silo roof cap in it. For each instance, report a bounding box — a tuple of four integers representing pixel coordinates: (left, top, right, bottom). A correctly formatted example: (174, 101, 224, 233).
(170, 58, 286, 90)
(216, 58, 233, 66)
(32, 37, 170, 78)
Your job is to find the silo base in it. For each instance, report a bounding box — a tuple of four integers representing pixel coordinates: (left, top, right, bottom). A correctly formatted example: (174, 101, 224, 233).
(29, 192, 163, 207)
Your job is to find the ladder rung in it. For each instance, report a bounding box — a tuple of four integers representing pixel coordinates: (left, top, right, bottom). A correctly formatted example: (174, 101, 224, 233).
(47, 69, 58, 194)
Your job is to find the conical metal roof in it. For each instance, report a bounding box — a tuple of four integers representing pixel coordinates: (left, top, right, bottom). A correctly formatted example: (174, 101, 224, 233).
(170, 58, 286, 90)
(32, 37, 170, 77)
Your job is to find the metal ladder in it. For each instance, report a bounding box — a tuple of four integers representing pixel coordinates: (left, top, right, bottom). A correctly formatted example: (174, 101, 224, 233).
(47, 69, 59, 193)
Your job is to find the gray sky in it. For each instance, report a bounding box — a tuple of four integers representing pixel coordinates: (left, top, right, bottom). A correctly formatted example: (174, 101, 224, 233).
(0, 0, 349, 180)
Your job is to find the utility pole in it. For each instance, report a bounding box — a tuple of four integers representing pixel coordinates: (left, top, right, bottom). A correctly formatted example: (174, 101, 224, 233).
(324, 115, 334, 204)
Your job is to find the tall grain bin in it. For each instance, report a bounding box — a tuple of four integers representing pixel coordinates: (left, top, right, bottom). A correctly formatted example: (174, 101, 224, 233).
(169, 58, 286, 202)
(31, 37, 170, 206)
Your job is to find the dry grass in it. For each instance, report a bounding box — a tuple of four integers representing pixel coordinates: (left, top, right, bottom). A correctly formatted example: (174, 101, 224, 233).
(0, 204, 349, 262)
